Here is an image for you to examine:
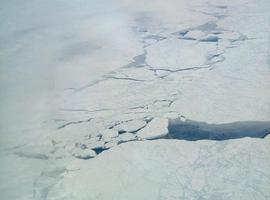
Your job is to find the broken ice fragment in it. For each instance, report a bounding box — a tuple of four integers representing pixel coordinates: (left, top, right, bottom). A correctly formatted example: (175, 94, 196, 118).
(84, 140, 105, 150)
(182, 30, 206, 40)
(163, 112, 180, 119)
(113, 119, 147, 133)
(100, 129, 119, 143)
(154, 70, 170, 77)
(104, 140, 119, 149)
(180, 115, 186, 122)
(72, 148, 96, 159)
(136, 118, 169, 139)
(118, 132, 137, 143)
(199, 34, 219, 42)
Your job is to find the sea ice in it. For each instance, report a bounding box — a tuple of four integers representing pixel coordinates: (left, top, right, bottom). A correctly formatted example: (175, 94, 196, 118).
(136, 118, 169, 139)
(100, 129, 119, 143)
(113, 119, 147, 133)
(71, 148, 97, 159)
(118, 132, 137, 143)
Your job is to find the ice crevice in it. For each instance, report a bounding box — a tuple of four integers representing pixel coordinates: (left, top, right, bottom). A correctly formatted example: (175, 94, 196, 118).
(149, 66, 211, 78)
(104, 75, 148, 82)
(57, 117, 92, 129)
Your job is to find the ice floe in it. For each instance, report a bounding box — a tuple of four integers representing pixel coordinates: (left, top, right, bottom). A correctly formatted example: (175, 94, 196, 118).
(137, 118, 169, 139)
(113, 119, 147, 133)
(71, 148, 97, 159)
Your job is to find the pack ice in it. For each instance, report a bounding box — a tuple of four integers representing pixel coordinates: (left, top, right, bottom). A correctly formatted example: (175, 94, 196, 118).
(0, 0, 270, 199)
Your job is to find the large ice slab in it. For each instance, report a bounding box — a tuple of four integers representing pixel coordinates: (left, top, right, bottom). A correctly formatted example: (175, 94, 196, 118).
(48, 137, 270, 200)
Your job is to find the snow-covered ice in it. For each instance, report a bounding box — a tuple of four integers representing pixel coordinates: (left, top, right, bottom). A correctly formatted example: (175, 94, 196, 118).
(47, 136, 270, 200)
(137, 118, 169, 139)
(100, 129, 119, 142)
(118, 132, 137, 143)
(0, 0, 270, 199)
(71, 148, 96, 160)
(113, 119, 147, 133)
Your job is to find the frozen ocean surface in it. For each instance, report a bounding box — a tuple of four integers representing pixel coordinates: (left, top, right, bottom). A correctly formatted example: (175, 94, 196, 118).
(0, 0, 270, 199)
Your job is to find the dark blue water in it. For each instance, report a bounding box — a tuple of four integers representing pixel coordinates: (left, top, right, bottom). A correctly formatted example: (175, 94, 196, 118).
(166, 119, 270, 141)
